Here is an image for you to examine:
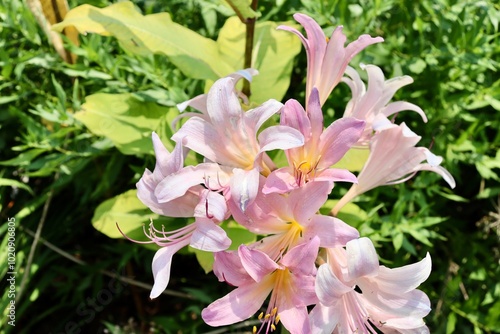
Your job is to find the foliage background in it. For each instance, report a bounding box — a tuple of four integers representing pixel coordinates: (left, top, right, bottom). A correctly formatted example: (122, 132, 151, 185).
(0, 0, 499, 333)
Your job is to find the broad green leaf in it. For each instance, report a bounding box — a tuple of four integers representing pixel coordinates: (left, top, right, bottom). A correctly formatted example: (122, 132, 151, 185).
(76, 93, 175, 155)
(225, 0, 259, 20)
(52, 1, 233, 80)
(216, 17, 301, 104)
(91, 189, 183, 244)
(332, 147, 370, 172)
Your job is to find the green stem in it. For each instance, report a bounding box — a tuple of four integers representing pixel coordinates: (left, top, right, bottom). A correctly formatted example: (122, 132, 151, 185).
(242, 0, 258, 98)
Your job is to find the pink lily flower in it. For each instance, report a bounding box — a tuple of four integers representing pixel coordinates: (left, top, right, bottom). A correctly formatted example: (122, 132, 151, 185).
(263, 88, 365, 194)
(176, 68, 258, 121)
(332, 120, 456, 215)
(133, 133, 231, 299)
(202, 237, 320, 334)
(230, 179, 359, 261)
(342, 64, 428, 146)
(310, 237, 432, 334)
(278, 13, 383, 106)
(172, 75, 304, 176)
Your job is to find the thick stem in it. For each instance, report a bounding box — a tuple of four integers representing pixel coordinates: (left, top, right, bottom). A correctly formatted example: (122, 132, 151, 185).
(242, 0, 259, 97)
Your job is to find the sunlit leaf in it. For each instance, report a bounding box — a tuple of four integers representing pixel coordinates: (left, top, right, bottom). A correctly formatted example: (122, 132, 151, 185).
(52, 1, 233, 80)
(76, 93, 175, 155)
(92, 189, 182, 246)
(225, 0, 259, 20)
(332, 147, 370, 172)
(216, 17, 301, 104)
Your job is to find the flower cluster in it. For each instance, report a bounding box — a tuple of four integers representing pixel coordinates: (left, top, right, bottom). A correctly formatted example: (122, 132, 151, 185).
(130, 13, 455, 334)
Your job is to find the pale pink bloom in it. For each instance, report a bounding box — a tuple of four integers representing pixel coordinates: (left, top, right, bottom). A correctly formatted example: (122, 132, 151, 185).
(332, 121, 456, 215)
(342, 64, 428, 146)
(278, 13, 383, 106)
(137, 132, 198, 217)
(310, 237, 432, 334)
(202, 237, 320, 334)
(231, 179, 359, 261)
(132, 133, 231, 299)
(176, 68, 258, 121)
(120, 216, 231, 299)
(263, 89, 364, 194)
(172, 75, 304, 175)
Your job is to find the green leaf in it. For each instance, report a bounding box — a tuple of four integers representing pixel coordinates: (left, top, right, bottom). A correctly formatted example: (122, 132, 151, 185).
(320, 199, 368, 229)
(91, 189, 183, 244)
(216, 17, 301, 104)
(225, 0, 260, 20)
(0, 148, 46, 166)
(76, 93, 174, 155)
(332, 147, 370, 172)
(52, 1, 233, 80)
(0, 178, 34, 195)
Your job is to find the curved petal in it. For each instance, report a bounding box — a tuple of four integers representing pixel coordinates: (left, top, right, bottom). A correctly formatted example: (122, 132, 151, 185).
(309, 303, 340, 334)
(314, 168, 358, 184)
(239, 245, 280, 282)
(136, 169, 199, 217)
(202, 277, 274, 326)
(206, 77, 242, 124)
(281, 98, 312, 141)
(315, 264, 352, 305)
(230, 168, 260, 211)
(246, 99, 283, 132)
(382, 101, 427, 122)
(190, 218, 231, 252)
(281, 236, 320, 275)
(258, 125, 305, 153)
(278, 304, 311, 334)
(172, 117, 242, 165)
(345, 237, 379, 280)
(150, 240, 190, 299)
(155, 163, 231, 203)
(360, 285, 431, 319)
(305, 215, 359, 248)
(318, 117, 365, 168)
(288, 181, 333, 224)
(374, 253, 432, 294)
(262, 167, 299, 194)
(213, 250, 252, 286)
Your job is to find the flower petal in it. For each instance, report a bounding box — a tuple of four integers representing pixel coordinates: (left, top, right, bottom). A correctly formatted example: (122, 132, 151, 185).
(281, 236, 320, 275)
(258, 125, 305, 153)
(345, 237, 380, 280)
(305, 215, 360, 248)
(262, 167, 299, 194)
(238, 245, 280, 282)
(288, 181, 333, 224)
(190, 218, 231, 252)
(202, 277, 274, 326)
(318, 117, 365, 168)
(213, 250, 252, 286)
(230, 168, 260, 211)
(314, 168, 358, 184)
(150, 240, 190, 299)
(374, 253, 432, 294)
(315, 264, 352, 305)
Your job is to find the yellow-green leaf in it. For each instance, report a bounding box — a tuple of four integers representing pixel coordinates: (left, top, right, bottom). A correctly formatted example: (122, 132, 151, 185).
(332, 147, 370, 172)
(216, 17, 301, 104)
(52, 1, 233, 80)
(225, 0, 259, 20)
(76, 93, 175, 155)
(92, 189, 183, 246)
